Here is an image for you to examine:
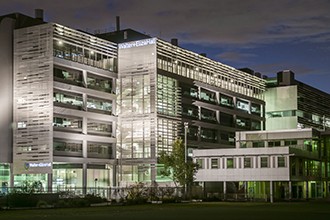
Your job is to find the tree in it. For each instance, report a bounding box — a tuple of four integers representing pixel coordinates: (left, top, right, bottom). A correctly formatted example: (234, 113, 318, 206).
(159, 138, 198, 197)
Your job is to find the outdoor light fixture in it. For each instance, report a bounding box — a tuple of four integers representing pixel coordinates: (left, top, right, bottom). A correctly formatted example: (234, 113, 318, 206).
(184, 122, 189, 164)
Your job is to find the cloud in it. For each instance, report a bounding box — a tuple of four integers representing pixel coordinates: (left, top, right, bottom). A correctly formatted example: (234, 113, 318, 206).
(216, 51, 257, 63)
(1, 0, 330, 46)
(251, 62, 316, 77)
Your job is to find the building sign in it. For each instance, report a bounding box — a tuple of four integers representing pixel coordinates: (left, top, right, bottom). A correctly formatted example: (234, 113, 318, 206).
(119, 38, 156, 49)
(25, 162, 52, 170)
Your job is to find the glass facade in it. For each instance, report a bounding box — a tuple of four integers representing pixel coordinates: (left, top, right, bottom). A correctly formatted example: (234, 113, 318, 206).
(53, 115, 82, 132)
(0, 164, 10, 191)
(14, 174, 48, 190)
(54, 67, 83, 86)
(118, 119, 151, 159)
(119, 165, 151, 183)
(87, 167, 111, 188)
(157, 75, 181, 117)
(53, 23, 118, 77)
(87, 142, 113, 159)
(117, 37, 157, 184)
(87, 120, 112, 136)
(53, 139, 83, 157)
(121, 76, 151, 114)
(87, 96, 112, 114)
(53, 164, 83, 190)
(157, 40, 265, 100)
(54, 90, 83, 109)
(87, 73, 113, 93)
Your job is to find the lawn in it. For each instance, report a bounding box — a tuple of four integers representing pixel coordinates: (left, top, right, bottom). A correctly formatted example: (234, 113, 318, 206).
(1, 202, 329, 220)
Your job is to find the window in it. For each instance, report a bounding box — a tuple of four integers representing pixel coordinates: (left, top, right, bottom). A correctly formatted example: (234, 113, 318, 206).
(54, 67, 83, 86)
(181, 85, 198, 98)
(220, 112, 234, 127)
(182, 104, 199, 119)
(268, 141, 281, 147)
(17, 121, 27, 129)
(240, 141, 247, 148)
(284, 140, 297, 146)
(53, 115, 82, 129)
(253, 141, 265, 148)
(87, 96, 112, 114)
(251, 103, 261, 116)
(87, 73, 113, 93)
(87, 120, 112, 136)
(201, 128, 218, 143)
(236, 117, 250, 129)
(197, 159, 204, 169)
(291, 159, 296, 176)
(220, 132, 235, 145)
(244, 157, 252, 168)
(53, 90, 83, 109)
(187, 126, 198, 141)
(251, 120, 261, 130)
(227, 158, 235, 168)
(200, 88, 216, 103)
(53, 139, 82, 155)
(201, 108, 217, 122)
(87, 142, 112, 159)
(260, 157, 269, 168)
(278, 156, 286, 167)
(220, 94, 234, 108)
(236, 99, 249, 112)
(211, 158, 219, 169)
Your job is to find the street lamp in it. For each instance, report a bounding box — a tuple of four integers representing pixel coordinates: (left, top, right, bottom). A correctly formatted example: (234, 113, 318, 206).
(184, 122, 188, 197)
(184, 122, 189, 163)
(94, 178, 98, 194)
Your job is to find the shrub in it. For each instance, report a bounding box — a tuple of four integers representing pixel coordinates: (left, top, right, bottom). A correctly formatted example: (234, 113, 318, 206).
(84, 194, 107, 204)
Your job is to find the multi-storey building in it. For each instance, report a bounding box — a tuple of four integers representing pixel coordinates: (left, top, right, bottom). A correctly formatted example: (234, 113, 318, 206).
(97, 30, 266, 186)
(1, 10, 117, 192)
(193, 70, 330, 201)
(194, 128, 330, 201)
(265, 70, 330, 131)
(1, 10, 286, 192)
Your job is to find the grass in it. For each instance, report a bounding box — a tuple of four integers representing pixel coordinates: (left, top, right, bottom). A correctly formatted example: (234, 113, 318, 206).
(1, 201, 330, 220)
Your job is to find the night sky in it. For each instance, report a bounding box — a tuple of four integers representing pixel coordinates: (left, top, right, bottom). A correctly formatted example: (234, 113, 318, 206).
(1, 0, 330, 93)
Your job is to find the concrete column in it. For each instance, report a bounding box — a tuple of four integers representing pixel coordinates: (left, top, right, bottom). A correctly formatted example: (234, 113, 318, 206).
(270, 181, 273, 203)
(82, 116, 87, 134)
(326, 180, 329, 198)
(82, 163, 87, 195)
(82, 140, 87, 158)
(82, 70, 87, 87)
(150, 163, 156, 183)
(321, 181, 324, 198)
(9, 163, 14, 189)
(47, 173, 53, 193)
(306, 181, 309, 200)
(112, 164, 117, 187)
(223, 181, 227, 200)
(288, 181, 292, 200)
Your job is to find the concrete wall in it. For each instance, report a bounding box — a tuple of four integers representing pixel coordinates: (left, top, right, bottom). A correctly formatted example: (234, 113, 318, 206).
(0, 17, 15, 163)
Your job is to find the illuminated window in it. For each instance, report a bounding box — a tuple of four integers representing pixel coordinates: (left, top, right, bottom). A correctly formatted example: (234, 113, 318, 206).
(251, 103, 261, 116)
(227, 158, 235, 168)
(220, 94, 234, 108)
(236, 99, 249, 112)
(17, 121, 27, 129)
(197, 159, 204, 169)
